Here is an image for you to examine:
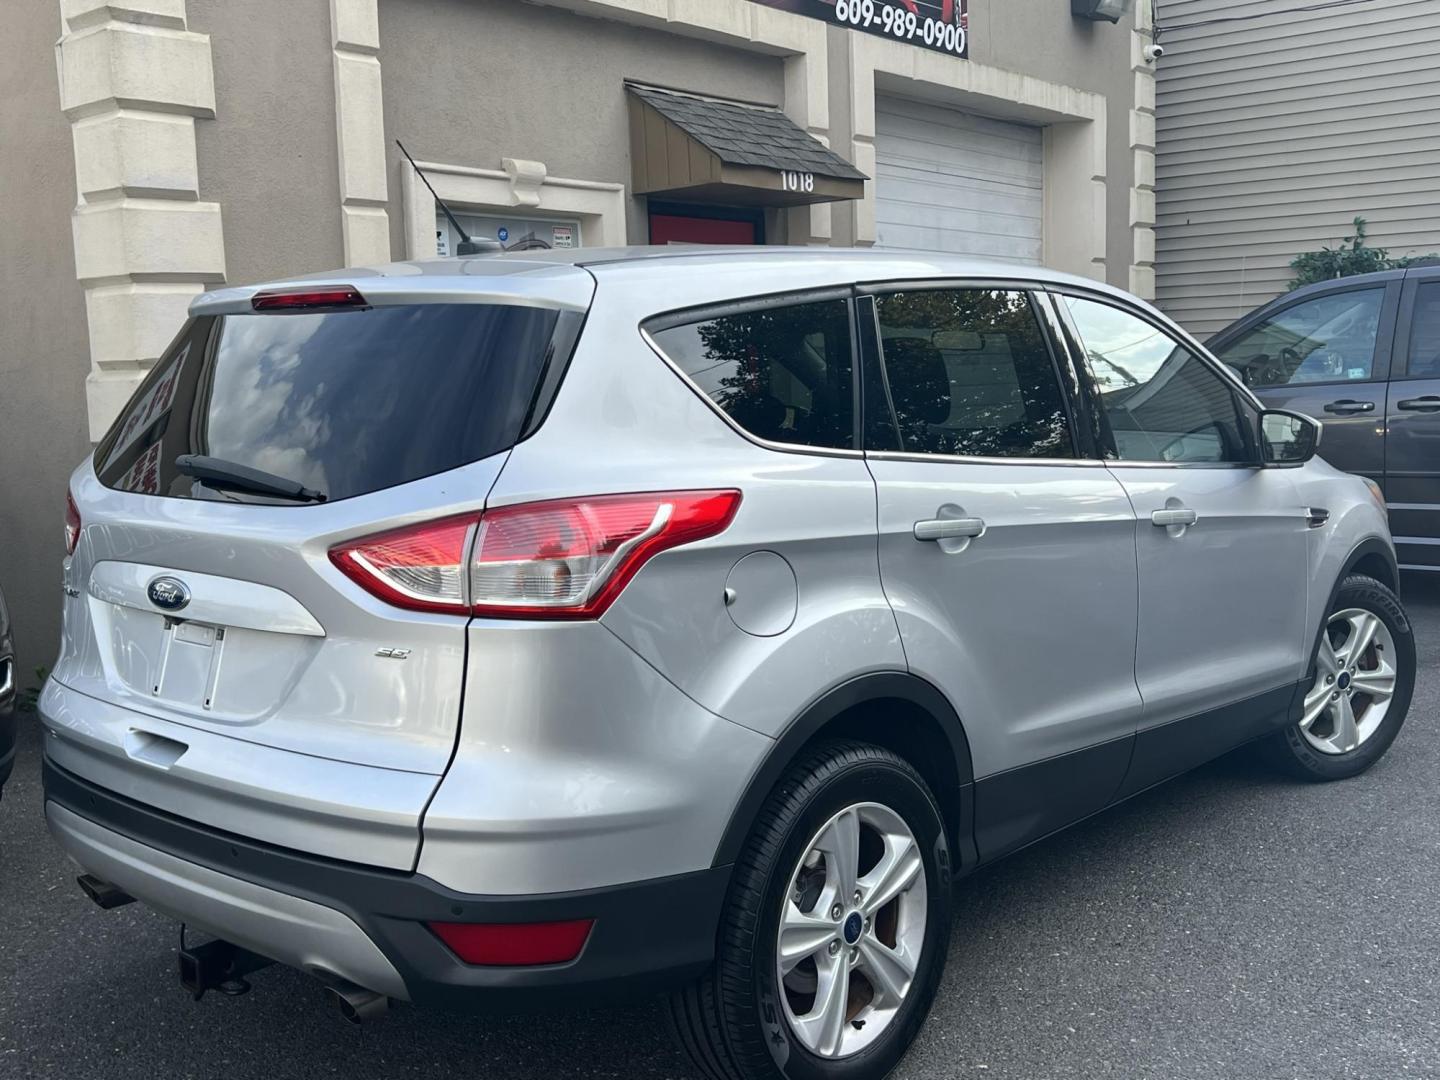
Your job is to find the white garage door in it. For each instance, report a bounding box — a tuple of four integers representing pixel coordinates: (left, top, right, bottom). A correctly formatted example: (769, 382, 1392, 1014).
(874, 96, 1044, 264)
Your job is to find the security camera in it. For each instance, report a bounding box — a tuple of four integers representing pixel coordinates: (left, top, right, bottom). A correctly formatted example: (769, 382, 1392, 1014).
(1143, 42, 1165, 62)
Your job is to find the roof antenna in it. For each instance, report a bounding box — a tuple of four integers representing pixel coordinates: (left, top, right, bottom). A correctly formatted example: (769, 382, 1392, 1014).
(395, 140, 501, 256)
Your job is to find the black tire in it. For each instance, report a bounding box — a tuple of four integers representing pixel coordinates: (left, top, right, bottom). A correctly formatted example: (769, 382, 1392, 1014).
(1262, 573, 1415, 781)
(668, 741, 952, 1080)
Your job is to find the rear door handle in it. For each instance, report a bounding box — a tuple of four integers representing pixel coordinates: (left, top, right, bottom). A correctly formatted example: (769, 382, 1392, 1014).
(1323, 399, 1375, 414)
(1397, 396, 1440, 412)
(1151, 508, 1197, 527)
(914, 517, 985, 541)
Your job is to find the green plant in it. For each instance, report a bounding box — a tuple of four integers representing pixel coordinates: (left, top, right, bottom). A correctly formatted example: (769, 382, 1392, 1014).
(17, 665, 49, 713)
(1288, 217, 1437, 291)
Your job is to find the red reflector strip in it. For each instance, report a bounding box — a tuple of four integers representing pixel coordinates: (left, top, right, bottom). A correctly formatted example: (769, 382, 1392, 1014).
(251, 286, 367, 311)
(427, 919, 594, 966)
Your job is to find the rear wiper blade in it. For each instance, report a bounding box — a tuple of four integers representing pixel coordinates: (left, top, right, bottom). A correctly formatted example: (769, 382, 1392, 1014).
(175, 454, 327, 503)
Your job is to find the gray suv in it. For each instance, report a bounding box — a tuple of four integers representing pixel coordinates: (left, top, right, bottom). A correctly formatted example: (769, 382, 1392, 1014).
(41, 248, 1413, 1080)
(1208, 265, 1440, 573)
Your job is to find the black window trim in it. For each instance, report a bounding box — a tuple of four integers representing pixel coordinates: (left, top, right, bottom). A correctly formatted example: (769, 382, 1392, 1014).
(1207, 278, 1401, 390)
(639, 286, 867, 460)
(1048, 284, 1264, 470)
(1392, 271, 1440, 382)
(854, 294, 901, 453)
(854, 278, 1106, 469)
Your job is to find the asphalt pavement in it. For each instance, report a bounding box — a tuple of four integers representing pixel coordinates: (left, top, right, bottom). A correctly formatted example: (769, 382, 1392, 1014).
(4, 580, 1440, 1080)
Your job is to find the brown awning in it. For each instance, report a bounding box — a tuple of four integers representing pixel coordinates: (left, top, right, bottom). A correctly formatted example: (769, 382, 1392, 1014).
(627, 84, 867, 207)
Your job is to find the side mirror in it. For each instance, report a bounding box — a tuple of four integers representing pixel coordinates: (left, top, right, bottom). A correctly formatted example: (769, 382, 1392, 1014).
(1259, 409, 1322, 466)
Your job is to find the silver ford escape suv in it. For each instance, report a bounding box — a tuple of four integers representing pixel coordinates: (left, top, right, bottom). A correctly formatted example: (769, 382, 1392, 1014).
(41, 248, 1413, 1080)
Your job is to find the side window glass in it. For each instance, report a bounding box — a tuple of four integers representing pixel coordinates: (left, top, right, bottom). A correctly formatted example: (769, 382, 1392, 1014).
(94, 317, 213, 490)
(1213, 288, 1384, 387)
(649, 299, 854, 450)
(871, 289, 1074, 459)
(1406, 282, 1440, 378)
(1064, 295, 1249, 464)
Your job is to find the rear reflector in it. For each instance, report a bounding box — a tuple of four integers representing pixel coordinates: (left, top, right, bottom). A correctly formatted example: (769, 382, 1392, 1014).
(427, 919, 594, 966)
(65, 490, 81, 556)
(329, 490, 741, 619)
(251, 286, 368, 312)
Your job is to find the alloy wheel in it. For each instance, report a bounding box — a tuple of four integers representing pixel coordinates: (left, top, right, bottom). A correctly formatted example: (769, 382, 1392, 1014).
(1300, 607, 1398, 755)
(776, 802, 928, 1059)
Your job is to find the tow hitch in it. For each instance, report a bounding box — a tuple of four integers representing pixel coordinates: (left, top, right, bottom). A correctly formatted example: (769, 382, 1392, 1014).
(178, 926, 275, 1000)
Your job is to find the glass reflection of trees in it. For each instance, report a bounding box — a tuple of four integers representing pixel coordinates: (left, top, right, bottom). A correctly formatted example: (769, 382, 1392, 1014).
(876, 289, 1073, 459)
(673, 301, 854, 450)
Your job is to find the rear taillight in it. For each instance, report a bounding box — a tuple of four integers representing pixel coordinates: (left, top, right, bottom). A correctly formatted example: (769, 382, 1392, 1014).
(329, 515, 474, 615)
(64, 491, 81, 556)
(469, 490, 740, 618)
(329, 490, 741, 619)
(427, 919, 593, 966)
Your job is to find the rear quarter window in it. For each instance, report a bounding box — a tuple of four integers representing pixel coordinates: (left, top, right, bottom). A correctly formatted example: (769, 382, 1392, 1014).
(94, 303, 564, 503)
(647, 298, 856, 451)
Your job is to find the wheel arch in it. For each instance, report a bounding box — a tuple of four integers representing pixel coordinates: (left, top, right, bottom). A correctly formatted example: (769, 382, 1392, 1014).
(710, 672, 976, 871)
(1307, 537, 1403, 670)
(1347, 538, 1399, 595)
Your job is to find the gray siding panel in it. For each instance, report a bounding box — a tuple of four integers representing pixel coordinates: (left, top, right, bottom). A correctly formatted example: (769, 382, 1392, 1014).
(1155, 0, 1440, 338)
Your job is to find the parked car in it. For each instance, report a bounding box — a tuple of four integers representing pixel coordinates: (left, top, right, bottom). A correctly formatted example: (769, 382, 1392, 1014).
(1209, 264, 1440, 573)
(0, 583, 14, 796)
(40, 248, 1413, 1080)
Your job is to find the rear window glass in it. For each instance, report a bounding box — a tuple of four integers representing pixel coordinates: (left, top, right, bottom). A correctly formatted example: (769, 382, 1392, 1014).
(648, 299, 855, 451)
(94, 304, 561, 503)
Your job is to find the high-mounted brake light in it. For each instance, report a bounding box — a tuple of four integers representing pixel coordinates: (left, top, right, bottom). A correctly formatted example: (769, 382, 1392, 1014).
(329, 490, 741, 619)
(427, 919, 594, 966)
(251, 286, 368, 312)
(64, 490, 81, 556)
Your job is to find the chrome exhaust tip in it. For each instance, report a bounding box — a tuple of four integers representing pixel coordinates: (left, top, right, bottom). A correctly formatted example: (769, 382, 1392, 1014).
(326, 979, 389, 1024)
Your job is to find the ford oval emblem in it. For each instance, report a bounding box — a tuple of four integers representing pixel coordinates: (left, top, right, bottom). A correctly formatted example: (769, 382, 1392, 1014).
(146, 576, 191, 612)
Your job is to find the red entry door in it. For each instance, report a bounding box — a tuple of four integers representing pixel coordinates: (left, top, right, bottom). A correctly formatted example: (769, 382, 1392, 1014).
(649, 212, 758, 245)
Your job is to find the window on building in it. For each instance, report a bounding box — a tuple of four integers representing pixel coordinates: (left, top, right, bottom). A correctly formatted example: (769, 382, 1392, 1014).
(436, 212, 581, 255)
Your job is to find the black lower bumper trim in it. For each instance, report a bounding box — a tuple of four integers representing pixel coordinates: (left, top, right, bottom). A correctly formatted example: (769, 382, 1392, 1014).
(0, 704, 16, 791)
(43, 754, 729, 1010)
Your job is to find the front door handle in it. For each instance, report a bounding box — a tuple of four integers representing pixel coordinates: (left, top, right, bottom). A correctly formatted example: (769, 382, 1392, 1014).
(1397, 396, 1440, 412)
(1151, 508, 1198, 528)
(914, 517, 986, 542)
(1323, 399, 1375, 414)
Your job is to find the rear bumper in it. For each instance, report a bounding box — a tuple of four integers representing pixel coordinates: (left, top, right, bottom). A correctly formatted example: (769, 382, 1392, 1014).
(43, 755, 729, 1009)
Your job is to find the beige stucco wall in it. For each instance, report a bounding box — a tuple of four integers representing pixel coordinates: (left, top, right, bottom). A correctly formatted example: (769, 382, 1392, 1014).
(0, 7, 93, 680)
(822, 2, 1143, 288)
(189, 0, 345, 285)
(968, 1, 1141, 289)
(378, 0, 788, 251)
